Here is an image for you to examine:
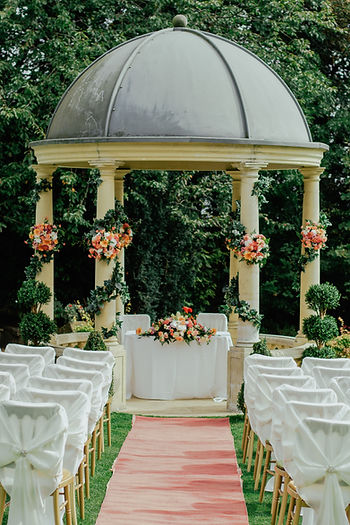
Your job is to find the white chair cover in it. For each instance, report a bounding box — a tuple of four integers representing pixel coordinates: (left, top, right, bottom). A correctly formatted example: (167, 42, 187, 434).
(118, 314, 151, 344)
(302, 357, 350, 377)
(284, 416, 350, 525)
(5, 343, 55, 366)
(44, 364, 104, 434)
(16, 387, 90, 476)
(0, 371, 16, 397)
(196, 313, 228, 331)
(57, 355, 111, 405)
(312, 366, 350, 388)
(253, 373, 316, 445)
(63, 347, 114, 369)
(330, 377, 350, 406)
(244, 354, 296, 383)
(0, 363, 30, 390)
(28, 375, 93, 405)
(0, 400, 68, 525)
(271, 385, 338, 464)
(0, 352, 45, 376)
(245, 365, 303, 435)
(0, 385, 10, 401)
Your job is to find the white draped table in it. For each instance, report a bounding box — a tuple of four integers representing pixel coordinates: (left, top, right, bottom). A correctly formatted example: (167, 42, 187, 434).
(125, 333, 230, 400)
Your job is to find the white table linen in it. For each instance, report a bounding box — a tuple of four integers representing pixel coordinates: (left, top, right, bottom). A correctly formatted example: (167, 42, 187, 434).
(125, 334, 229, 400)
(0, 385, 10, 401)
(0, 363, 30, 390)
(119, 314, 151, 344)
(284, 417, 350, 525)
(44, 364, 104, 435)
(0, 352, 45, 376)
(302, 357, 350, 377)
(16, 387, 90, 476)
(270, 386, 338, 464)
(0, 371, 16, 397)
(5, 344, 55, 366)
(330, 377, 350, 406)
(0, 400, 67, 525)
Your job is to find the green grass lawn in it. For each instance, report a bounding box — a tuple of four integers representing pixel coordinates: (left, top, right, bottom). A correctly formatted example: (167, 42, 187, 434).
(2, 413, 273, 524)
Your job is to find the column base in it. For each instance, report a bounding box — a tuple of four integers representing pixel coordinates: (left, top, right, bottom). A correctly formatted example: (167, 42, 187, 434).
(226, 346, 252, 412)
(105, 341, 126, 411)
(295, 331, 308, 346)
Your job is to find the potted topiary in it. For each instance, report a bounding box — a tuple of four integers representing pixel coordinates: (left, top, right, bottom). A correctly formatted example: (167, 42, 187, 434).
(302, 283, 340, 360)
(17, 279, 57, 345)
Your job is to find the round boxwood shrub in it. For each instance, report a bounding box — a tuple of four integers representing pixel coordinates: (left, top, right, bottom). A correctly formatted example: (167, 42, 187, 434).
(305, 283, 340, 318)
(303, 315, 339, 349)
(84, 330, 107, 351)
(17, 279, 52, 312)
(302, 345, 337, 360)
(19, 311, 57, 345)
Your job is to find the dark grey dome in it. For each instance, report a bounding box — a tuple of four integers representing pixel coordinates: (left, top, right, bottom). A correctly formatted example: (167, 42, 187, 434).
(47, 26, 312, 144)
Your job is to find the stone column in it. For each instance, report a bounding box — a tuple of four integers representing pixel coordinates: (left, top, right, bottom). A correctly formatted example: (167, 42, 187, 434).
(227, 162, 266, 411)
(32, 164, 55, 319)
(226, 171, 241, 345)
(90, 161, 117, 333)
(114, 171, 129, 318)
(297, 167, 323, 340)
(90, 161, 126, 410)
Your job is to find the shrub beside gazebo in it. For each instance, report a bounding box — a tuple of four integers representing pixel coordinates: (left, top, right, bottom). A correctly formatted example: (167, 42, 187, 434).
(28, 16, 329, 410)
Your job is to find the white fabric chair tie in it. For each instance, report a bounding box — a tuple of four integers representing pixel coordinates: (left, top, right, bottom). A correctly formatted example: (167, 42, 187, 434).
(0, 402, 68, 525)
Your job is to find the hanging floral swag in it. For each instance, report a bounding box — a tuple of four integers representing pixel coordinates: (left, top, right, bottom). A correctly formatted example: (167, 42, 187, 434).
(299, 212, 330, 270)
(225, 214, 270, 267)
(87, 205, 132, 262)
(222, 275, 263, 328)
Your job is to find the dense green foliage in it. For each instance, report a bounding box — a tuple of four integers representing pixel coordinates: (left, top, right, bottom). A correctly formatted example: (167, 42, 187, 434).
(1, 0, 349, 332)
(17, 279, 51, 312)
(303, 314, 339, 348)
(302, 344, 337, 360)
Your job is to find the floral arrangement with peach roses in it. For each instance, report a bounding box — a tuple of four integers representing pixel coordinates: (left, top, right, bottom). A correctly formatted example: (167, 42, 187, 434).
(301, 220, 327, 252)
(87, 207, 132, 262)
(137, 306, 216, 346)
(27, 219, 61, 258)
(225, 214, 269, 266)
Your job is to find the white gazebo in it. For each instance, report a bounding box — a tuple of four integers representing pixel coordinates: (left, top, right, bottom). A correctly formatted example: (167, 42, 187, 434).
(30, 15, 328, 409)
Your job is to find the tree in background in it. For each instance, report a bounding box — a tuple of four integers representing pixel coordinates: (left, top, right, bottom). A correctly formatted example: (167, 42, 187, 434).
(0, 0, 348, 330)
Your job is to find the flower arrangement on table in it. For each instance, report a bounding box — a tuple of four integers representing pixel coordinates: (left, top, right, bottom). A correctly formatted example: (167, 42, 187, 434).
(65, 301, 94, 332)
(137, 306, 216, 346)
(26, 219, 61, 258)
(87, 207, 133, 262)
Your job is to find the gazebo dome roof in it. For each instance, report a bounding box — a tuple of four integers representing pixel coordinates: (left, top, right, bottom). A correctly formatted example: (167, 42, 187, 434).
(46, 22, 312, 146)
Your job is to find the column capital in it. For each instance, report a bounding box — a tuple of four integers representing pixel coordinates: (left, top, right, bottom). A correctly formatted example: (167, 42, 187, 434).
(238, 161, 268, 177)
(88, 159, 121, 175)
(299, 166, 325, 181)
(31, 164, 55, 180)
(115, 170, 130, 181)
(226, 170, 241, 181)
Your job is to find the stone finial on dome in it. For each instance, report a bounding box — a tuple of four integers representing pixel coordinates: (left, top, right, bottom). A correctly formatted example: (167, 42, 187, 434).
(173, 14, 188, 27)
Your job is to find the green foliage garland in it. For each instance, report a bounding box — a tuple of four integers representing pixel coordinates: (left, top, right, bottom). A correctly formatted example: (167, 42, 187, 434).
(86, 261, 130, 317)
(223, 275, 263, 329)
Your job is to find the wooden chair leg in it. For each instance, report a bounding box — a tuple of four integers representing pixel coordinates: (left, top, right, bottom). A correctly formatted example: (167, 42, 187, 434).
(259, 443, 274, 503)
(0, 484, 8, 524)
(286, 492, 296, 525)
(98, 416, 104, 459)
(278, 474, 291, 525)
(77, 462, 85, 519)
(91, 427, 98, 477)
(242, 409, 249, 451)
(53, 489, 60, 525)
(64, 484, 72, 525)
(83, 439, 90, 498)
(247, 429, 255, 472)
(254, 441, 265, 490)
(271, 466, 282, 525)
(242, 417, 251, 463)
(107, 399, 112, 447)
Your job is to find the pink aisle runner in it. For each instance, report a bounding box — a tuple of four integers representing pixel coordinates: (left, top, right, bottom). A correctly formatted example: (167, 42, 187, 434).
(96, 416, 249, 524)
